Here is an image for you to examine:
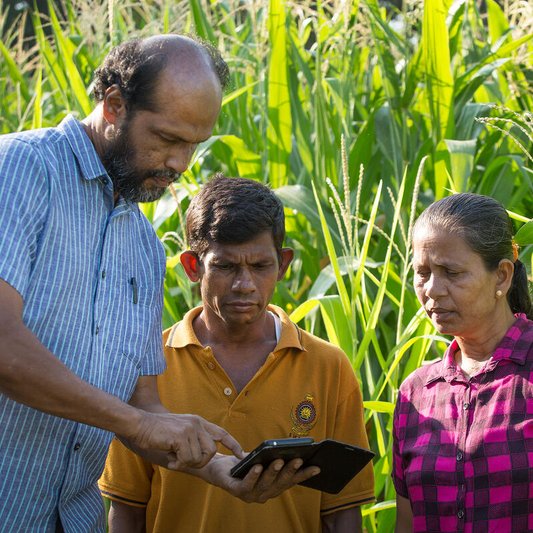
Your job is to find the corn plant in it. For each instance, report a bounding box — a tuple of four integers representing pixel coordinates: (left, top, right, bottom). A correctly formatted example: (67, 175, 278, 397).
(1, 0, 532, 529)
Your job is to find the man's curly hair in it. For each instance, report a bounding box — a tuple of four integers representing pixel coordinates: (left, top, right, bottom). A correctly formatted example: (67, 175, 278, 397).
(92, 35, 229, 113)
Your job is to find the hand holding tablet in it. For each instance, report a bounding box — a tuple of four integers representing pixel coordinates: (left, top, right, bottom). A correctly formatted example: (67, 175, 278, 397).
(230, 438, 374, 494)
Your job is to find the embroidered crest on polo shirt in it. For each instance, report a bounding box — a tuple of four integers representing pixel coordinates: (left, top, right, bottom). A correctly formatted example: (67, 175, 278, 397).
(289, 394, 317, 437)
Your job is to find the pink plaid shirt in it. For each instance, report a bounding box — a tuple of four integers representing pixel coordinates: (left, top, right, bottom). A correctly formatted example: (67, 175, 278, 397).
(393, 314, 533, 532)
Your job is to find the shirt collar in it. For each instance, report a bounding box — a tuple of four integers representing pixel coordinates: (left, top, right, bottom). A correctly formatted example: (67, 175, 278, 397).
(57, 114, 108, 181)
(165, 304, 305, 352)
(166, 307, 204, 348)
(424, 313, 531, 385)
(57, 114, 140, 215)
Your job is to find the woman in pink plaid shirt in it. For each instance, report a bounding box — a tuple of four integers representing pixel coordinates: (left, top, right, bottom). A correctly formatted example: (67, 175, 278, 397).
(393, 193, 533, 533)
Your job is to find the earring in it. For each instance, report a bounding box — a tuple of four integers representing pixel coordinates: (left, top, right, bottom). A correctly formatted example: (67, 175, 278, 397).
(496, 290, 503, 298)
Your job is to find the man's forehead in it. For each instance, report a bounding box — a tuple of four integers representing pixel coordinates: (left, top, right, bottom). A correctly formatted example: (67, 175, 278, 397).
(204, 239, 278, 260)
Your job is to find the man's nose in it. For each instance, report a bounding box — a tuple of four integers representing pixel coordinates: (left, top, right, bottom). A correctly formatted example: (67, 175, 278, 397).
(232, 268, 255, 293)
(165, 143, 197, 174)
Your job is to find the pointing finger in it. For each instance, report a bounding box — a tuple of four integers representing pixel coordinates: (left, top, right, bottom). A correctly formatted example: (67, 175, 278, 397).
(206, 423, 244, 458)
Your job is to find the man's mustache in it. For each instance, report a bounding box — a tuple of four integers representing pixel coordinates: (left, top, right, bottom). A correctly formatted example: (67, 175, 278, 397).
(144, 169, 181, 182)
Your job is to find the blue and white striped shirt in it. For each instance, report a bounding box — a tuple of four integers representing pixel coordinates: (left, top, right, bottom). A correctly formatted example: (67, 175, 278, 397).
(0, 115, 166, 532)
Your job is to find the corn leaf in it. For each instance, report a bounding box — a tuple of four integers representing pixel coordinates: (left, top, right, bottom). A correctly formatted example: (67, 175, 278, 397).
(422, 0, 454, 141)
(267, 0, 292, 187)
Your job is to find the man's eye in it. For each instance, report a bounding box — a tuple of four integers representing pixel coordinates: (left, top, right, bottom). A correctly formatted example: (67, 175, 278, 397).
(415, 271, 429, 279)
(159, 134, 177, 143)
(215, 263, 232, 270)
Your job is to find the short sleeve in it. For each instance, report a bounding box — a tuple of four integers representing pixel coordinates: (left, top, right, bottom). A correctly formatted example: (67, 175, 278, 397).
(0, 138, 50, 300)
(136, 220, 166, 376)
(320, 358, 375, 514)
(98, 437, 154, 507)
(139, 286, 165, 376)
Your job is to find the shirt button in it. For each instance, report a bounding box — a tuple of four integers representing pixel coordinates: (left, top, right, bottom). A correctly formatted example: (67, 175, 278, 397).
(463, 402, 469, 410)
(207, 362, 215, 370)
(95, 325, 100, 335)
(224, 387, 232, 396)
(101, 270, 106, 279)
(73, 442, 81, 451)
(457, 509, 464, 519)
(456, 452, 463, 461)
(101, 177, 109, 186)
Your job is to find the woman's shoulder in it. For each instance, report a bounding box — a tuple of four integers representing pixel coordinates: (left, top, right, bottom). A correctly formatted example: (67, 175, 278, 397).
(399, 358, 444, 395)
(504, 314, 533, 366)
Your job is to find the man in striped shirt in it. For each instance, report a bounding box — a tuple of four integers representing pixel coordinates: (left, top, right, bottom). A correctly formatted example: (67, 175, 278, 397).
(0, 35, 313, 532)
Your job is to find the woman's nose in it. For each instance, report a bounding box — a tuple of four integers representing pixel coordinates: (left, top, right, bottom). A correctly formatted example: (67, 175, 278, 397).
(425, 273, 446, 299)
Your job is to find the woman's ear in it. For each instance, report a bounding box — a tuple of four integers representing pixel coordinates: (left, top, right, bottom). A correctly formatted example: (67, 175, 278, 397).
(496, 258, 514, 297)
(180, 251, 202, 282)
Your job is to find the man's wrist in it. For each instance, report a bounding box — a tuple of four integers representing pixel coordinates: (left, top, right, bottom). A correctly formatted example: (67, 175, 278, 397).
(112, 403, 144, 443)
(180, 457, 217, 485)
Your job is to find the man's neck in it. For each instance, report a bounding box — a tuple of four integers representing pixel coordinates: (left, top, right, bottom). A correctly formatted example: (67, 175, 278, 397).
(193, 310, 275, 349)
(192, 310, 278, 393)
(80, 107, 109, 160)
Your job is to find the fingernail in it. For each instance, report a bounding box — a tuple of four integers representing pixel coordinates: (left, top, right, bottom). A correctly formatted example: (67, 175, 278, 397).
(253, 465, 262, 474)
(293, 459, 303, 469)
(274, 461, 283, 471)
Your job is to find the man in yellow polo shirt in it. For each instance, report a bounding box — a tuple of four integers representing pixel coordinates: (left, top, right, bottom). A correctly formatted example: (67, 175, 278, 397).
(99, 174, 374, 532)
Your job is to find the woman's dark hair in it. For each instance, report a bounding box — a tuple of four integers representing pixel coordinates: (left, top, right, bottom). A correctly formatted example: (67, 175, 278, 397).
(186, 173, 286, 260)
(413, 192, 532, 319)
(92, 35, 229, 113)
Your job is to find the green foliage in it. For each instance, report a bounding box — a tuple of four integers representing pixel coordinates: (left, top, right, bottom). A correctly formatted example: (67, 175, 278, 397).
(1, 0, 532, 528)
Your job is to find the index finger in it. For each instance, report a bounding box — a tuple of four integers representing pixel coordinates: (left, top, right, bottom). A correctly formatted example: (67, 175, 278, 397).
(206, 423, 244, 459)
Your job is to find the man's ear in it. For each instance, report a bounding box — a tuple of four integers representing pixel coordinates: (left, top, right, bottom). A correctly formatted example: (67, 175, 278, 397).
(180, 251, 202, 282)
(496, 258, 514, 297)
(102, 84, 128, 125)
(277, 248, 294, 281)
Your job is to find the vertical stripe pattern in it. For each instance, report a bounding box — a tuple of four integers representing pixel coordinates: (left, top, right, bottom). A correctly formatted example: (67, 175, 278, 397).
(0, 116, 166, 532)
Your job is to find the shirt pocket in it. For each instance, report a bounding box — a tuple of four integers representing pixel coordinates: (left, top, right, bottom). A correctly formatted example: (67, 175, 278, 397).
(102, 278, 161, 401)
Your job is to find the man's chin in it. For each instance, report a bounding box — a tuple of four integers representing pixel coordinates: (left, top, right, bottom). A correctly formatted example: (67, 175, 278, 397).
(121, 182, 168, 203)
(135, 187, 167, 203)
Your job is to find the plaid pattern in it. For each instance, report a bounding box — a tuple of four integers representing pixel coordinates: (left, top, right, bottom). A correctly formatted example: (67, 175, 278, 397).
(393, 315, 533, 532)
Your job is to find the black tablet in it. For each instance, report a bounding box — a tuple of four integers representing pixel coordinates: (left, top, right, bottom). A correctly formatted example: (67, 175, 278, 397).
(230, 437, 374, 494)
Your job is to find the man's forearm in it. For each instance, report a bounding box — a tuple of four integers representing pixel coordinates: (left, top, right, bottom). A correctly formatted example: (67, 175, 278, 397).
(108, 501, 146, 533)
(321, 507, 362, 533)
(0, 320, 242, 470)
(0, 319, 142, 439)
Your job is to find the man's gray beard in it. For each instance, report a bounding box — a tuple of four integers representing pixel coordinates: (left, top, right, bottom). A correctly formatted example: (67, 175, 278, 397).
(101, 138, 180, 203)
(120, 179, 169, 203)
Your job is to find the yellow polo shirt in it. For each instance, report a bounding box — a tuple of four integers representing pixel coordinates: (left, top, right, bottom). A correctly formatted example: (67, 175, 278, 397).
(99, 305, 374, 533)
